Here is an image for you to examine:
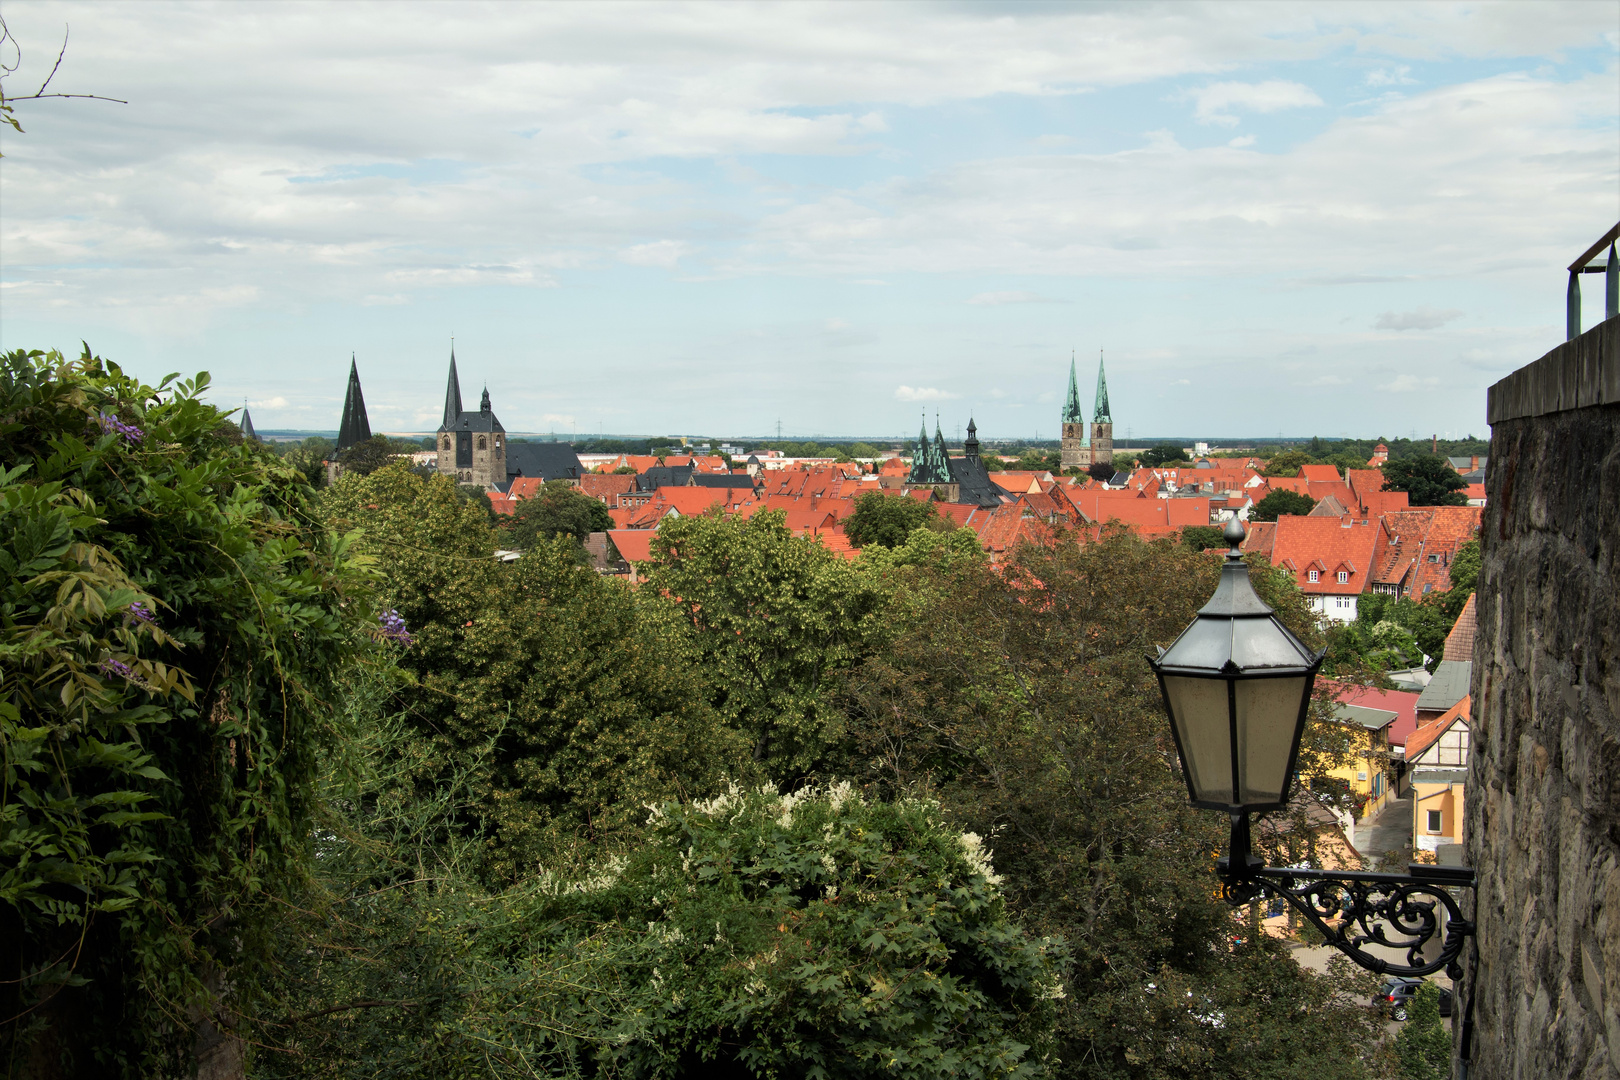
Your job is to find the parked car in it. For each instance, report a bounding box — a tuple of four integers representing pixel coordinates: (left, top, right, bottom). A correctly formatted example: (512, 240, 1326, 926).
(1374, 978, 1454, 1021)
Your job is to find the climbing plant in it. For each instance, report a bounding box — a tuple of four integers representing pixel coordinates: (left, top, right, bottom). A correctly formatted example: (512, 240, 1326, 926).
(0, 347, 372, 1077)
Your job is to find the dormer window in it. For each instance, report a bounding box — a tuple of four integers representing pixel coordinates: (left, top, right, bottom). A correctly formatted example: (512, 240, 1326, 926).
(1307, 570, 1320, 582)
(1337, 570, 1349, 584)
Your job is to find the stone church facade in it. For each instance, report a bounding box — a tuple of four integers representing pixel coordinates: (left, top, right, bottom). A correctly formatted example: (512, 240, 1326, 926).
(436, 351, 507, 487)
(1059, 354, 1114, 472)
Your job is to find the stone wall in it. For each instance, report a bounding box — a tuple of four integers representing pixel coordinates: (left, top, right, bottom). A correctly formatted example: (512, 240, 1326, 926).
(1467, 314, 1619, 1078)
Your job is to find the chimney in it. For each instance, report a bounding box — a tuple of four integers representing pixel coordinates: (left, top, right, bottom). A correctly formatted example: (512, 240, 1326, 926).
(1470, 455, 1479, 471)
(1432, 434, 1438, 454)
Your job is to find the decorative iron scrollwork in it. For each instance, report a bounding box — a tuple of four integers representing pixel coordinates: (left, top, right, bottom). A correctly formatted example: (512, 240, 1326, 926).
(1223, 864, 1474, 978)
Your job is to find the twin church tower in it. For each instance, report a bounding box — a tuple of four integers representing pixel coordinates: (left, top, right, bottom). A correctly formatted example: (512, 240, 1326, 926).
(1060, 354, 1113, 471)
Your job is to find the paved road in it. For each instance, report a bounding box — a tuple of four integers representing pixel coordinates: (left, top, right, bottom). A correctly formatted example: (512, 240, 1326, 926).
(1355, 792, 1414, 870)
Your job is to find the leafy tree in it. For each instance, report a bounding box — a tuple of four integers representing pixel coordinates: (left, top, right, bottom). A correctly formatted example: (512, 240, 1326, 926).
(613, 464, 637, 474)
(277, 434, 333, 487)
(1251, 489, 1318, 520)
(646, 511, 894, 778)
(0, 348, 367, 1075)
(845, 490, 938, 548)
(1449, 537, 1481, 593)
(337, 432, 400, 476)
(323, 464, 743, 882)
(502, 479, 612, 547)
(846, 441, 881, 459)
(1088, 459, 1115, 482)
(1393, 982, 1452, 1079)
(1016, 449, 1063, 472)
(1112, 452, 1138, 473)
(979, 453, 1005, 471)
(1262, 449, 1312, 477)
(836, 527, 1383, 1078)
(1140, 442, 1189, 467)
(1180, 524, 1227, 551)
(1381, 455, 1467, 506)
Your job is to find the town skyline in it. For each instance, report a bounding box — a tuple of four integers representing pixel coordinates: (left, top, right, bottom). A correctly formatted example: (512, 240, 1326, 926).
(2, 2, 1615, 439)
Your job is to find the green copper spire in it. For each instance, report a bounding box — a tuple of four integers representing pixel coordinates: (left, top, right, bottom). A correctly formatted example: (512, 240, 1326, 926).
(1093, 351, 1112, 424)
(1063, 354, 1085, 424)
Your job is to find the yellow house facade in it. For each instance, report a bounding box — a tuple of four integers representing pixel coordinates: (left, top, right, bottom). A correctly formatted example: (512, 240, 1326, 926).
(1321, 703, 1399, 820)
(1405, 696, 1471, 856)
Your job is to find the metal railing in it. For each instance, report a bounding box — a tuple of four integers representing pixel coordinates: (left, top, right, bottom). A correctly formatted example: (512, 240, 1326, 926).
(1567, 222, 1620, 340)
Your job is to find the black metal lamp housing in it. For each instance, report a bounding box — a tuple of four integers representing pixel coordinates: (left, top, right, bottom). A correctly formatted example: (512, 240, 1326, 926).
(1148, 518, 1323, 815)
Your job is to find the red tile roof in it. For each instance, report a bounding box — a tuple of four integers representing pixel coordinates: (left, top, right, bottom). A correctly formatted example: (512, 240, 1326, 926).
(1443, 593, 1477, 661)
(1267, 516, 1381, 594)
(607, 529, 658, 565)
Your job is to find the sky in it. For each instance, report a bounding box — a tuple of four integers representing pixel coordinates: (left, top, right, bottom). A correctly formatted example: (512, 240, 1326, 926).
(1, 2, 1616, 442)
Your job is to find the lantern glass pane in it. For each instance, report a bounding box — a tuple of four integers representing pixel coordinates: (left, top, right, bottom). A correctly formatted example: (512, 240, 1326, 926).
(1235, 676, 1308, 805)
(1163, 676, 1233, 804)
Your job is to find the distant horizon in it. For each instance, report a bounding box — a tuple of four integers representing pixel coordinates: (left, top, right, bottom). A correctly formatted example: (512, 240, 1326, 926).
(3, 3, 1612, 440)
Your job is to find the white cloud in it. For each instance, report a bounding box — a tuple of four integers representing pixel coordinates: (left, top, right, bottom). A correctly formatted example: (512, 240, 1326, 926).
(895, 386, 960, 402)
(620, 240, 689, 269)
(362, 294, 408, 306)
(1375, 307, 1464, 331)
(1227, 134, 1257, 148)
(1380, 374, 1442, 392)
(966, 290, 1059, 306)
(250, 395, 288, 408)
(1191, 80, 1323, 126)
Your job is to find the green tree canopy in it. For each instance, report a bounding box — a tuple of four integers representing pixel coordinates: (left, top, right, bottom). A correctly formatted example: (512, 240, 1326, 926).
(1262, 449, 1313, 477)
(1251, 488, 1318, 520)
(844, 490, 938, 548)
(1449, 537, 1481, 593)
(502, 479, 612, 547)
(337, 432, 401, 476)
(1140, 442, 1189, 467)
(1, 348, 368, 1074)
(836, 528, 1382, 1078)
(1381, 455, 1468, 506)
(1088, 459, 1115, 482)
(323, 464, 742, 881)
(646, 511, 894, 778)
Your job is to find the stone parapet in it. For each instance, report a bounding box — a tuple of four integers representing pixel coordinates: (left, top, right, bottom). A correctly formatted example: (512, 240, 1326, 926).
(1467, 313, 1620, 1078)
(1486, 315, 1619, 423)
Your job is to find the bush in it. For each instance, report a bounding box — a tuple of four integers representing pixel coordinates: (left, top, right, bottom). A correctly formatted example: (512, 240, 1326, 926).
(1251, 489, 1317, 520)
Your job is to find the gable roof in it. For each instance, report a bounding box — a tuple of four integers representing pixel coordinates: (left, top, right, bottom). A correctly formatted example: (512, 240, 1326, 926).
(1405, 695, 1470, 760)
(607, 529, 657, 565)
(1330, 703, 1399, 731)
(1266, 516, 1381, 594)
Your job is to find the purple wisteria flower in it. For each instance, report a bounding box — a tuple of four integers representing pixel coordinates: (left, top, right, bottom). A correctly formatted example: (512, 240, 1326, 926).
(97, 411, 145, 445)
(100, 658, 134, 679)
(378, 609, 414, 647)
(128, 602, 156, 625)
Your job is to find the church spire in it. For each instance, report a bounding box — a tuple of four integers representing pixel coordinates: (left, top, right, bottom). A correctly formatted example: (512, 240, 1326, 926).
(239, 400, 258, 442)
(964, 416, 980, 460)
(1063, 352, 1085, 424)
(1093, 350, 1112, 424)
(336, 354, 372, 453)
(442, 347, 464, 429)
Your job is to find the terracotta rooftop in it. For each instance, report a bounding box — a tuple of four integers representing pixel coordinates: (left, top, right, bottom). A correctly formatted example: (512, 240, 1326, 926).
(1443, 593, 1478, 661)
(1267, 515, 1381, 595)
(1405, 695, 1470, 760)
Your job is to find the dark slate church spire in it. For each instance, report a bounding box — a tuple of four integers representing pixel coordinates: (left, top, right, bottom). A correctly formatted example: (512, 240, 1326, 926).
(336, 355, 372, 453)
(1063, 353, 1085, 424)
(442, 348, 464, 429)
(963, 416, 979, 460)
(239, 401, 258, 442)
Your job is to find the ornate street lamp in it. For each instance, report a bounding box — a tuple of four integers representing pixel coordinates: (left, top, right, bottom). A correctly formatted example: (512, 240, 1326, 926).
(1149, 518, 1475, 978)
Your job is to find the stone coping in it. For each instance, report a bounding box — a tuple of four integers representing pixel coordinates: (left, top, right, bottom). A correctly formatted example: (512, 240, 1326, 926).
(1487, 315, 1619, 424)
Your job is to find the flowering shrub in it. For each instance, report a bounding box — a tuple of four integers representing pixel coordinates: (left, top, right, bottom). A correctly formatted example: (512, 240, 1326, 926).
(500, 783, 1065, 1077)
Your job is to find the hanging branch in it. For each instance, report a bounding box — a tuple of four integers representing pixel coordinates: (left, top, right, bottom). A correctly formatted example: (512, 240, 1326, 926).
(0, 16, 128, 142)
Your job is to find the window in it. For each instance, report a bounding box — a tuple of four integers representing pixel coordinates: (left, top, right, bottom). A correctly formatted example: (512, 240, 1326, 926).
(1308, 570, 1320, 582)
(1357, 771, 1367, 782)
(477, 436, 487, 451)
(1427, 809, 1442, 833)
(1337, 570, 1349, 583)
